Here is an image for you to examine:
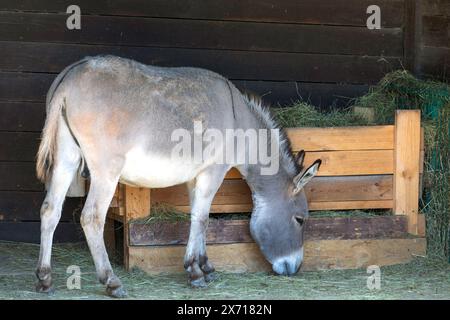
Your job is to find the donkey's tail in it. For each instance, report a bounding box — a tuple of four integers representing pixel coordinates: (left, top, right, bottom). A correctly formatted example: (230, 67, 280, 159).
(36, 58, 90, 183)
(36, 95, 64, 183)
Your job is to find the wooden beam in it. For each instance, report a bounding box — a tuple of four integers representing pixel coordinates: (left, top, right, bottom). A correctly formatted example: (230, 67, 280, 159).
(128, 238, 426, 273)
(309, 200, 393, 210)
(129, 216, 409, 246)
(417, 213, 426, 237)
(393, 110, 421, 234)
(286, 125, 394, 151)
(162, 199, 393, 213)
(124, 185, 151, 220)
(122, 185, 151, 269)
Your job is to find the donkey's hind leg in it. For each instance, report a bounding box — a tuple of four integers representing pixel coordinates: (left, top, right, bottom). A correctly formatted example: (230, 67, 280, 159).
(80, 163, 125, 298)
(36, 130, 81, 293)
(184, 165, 229, 288)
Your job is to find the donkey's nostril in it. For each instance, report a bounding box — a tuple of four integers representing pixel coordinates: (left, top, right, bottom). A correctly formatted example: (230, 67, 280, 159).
(272, 259, 298, 276)
(284, 261, 290, 276)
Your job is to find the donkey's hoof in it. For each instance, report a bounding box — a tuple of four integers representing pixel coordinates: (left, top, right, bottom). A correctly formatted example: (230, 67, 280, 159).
(35, 282, 55, 295)
(204, 272, 218, 282)
(189, 277, 208, 288)
(106, 285, 127, 298)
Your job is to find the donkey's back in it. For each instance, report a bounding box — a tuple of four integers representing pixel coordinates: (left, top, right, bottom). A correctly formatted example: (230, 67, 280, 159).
(37, 55, 244, 188)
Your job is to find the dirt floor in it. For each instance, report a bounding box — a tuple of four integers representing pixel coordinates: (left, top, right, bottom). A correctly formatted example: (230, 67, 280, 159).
(0, 241, 449, 300)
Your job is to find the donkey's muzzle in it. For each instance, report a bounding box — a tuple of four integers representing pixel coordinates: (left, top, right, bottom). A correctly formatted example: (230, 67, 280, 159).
(271, 247, 303, 276)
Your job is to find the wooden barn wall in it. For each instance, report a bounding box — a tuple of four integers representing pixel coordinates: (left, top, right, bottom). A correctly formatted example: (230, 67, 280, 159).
(415, 0, 449, 80)
(0, 0, 438, 242)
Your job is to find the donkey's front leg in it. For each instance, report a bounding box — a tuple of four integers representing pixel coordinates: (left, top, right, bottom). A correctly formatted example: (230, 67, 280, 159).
(184, 166, 228, 288)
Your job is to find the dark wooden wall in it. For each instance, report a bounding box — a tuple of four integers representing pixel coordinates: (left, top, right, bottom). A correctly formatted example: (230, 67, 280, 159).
(0, 0, 444, 242)
(415, 0, 449, 80)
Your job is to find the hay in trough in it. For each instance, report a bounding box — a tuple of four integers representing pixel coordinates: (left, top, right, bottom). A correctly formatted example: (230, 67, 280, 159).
(352, 70, 450, 125)
(273, 102, 369, 128)
(133, 203, 391, 225)
(1, 241, 449, 300)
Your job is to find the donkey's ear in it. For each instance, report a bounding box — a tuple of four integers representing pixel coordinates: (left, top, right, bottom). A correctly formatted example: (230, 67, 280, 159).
(294, 150, 306, 171)
(293, 159, 321, 194)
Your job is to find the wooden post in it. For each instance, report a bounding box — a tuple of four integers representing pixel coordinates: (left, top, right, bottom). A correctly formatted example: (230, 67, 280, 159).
(393, 110, 421, 234)
(124, 185, 151, 220)
(123, 185, 151, 269)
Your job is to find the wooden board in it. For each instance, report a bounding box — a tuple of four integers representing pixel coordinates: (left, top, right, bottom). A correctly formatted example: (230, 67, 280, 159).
(285, 126, 394, 151)
(394, 110, 421, 234)
(129, 216, 409, 246)
(0, 41, 402, 84)
(0, 71, 369, 107)
(0, 0, 405, 27)
(303, 150, 394, 176)
(124, 186, 151, 220)
(421, 15, 449, 48)
(128, 238, 426, 273)
(309, 200, 393, 211)
(0, 162, 43, 191)
(0, 221, 84, 243)
(151, 175, 393, 209)
(0, 101, 45, 132)
(0, 132, 40, 161)
(0, 12, 403, 56)
(0, 191, 83, 222)
(166, 199, 394, 213)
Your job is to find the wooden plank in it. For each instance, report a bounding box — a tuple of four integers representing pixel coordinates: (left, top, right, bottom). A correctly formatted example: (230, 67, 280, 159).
(421, 15, 449, 48)
(152, 175, 393, 208)
(0, 221, 84, 243)
(0, 132, 40, 161)
(236, 81, 369, 108)
(421, 0, 450, 16)
(417, 46, 450, 81)
(0, 162, 43, 191)
(107, 208, 125, 223)
(0, 0, 405, 27)
(393, 110, 421, 234)
(0, 72, 52, 102)
(306, 175, 393, 202)
(309, 200, 393, 210)
(0, 102, 45, 132)
(165, 199, 394, 213)
(124, 185, 151, 220)
(0, 41, 402, 84)
(285, 126, 394, 151)
(403, 0, 417, 72)
(417, 214, 426, 237)
(129, 216, 409, 246)
(0, 191, 84, 222)
(0, 12, 404, 56)
(304, 150, 394, 176)
(104, 217, 117, 258)
(0, 70, 370, 107)
(128, 238, 426, 273)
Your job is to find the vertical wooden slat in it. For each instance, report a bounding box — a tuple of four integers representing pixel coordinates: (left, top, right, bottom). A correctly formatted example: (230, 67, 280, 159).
(403, 0, 417, 72)
(124, 185, 151, 220)
(394, 110, 421, 234)
(123, 185, 151, 269)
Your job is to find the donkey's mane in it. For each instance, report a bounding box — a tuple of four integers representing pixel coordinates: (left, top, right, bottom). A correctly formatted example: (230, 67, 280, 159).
(242, 94, 299, 177)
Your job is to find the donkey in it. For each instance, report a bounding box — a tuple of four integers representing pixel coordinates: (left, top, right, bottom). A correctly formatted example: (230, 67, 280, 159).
(35, 55, 321, 297)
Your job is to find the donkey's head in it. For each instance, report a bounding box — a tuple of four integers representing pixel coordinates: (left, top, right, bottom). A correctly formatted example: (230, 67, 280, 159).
(250, 150, 321, 276)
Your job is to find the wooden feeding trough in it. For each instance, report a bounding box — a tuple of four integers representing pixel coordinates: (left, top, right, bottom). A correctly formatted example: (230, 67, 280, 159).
(105, 110, 426, 273)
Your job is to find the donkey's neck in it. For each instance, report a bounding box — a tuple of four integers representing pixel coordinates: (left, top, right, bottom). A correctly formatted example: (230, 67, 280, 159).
(234, 94, 298, 200)
(240, 165, 291, 207)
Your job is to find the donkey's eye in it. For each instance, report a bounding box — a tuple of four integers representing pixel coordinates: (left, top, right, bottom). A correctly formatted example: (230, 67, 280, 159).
(295, 217, 305, 226)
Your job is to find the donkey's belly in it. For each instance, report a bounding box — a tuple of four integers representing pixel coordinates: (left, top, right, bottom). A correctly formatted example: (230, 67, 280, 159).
(119, 148, 201, 188)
